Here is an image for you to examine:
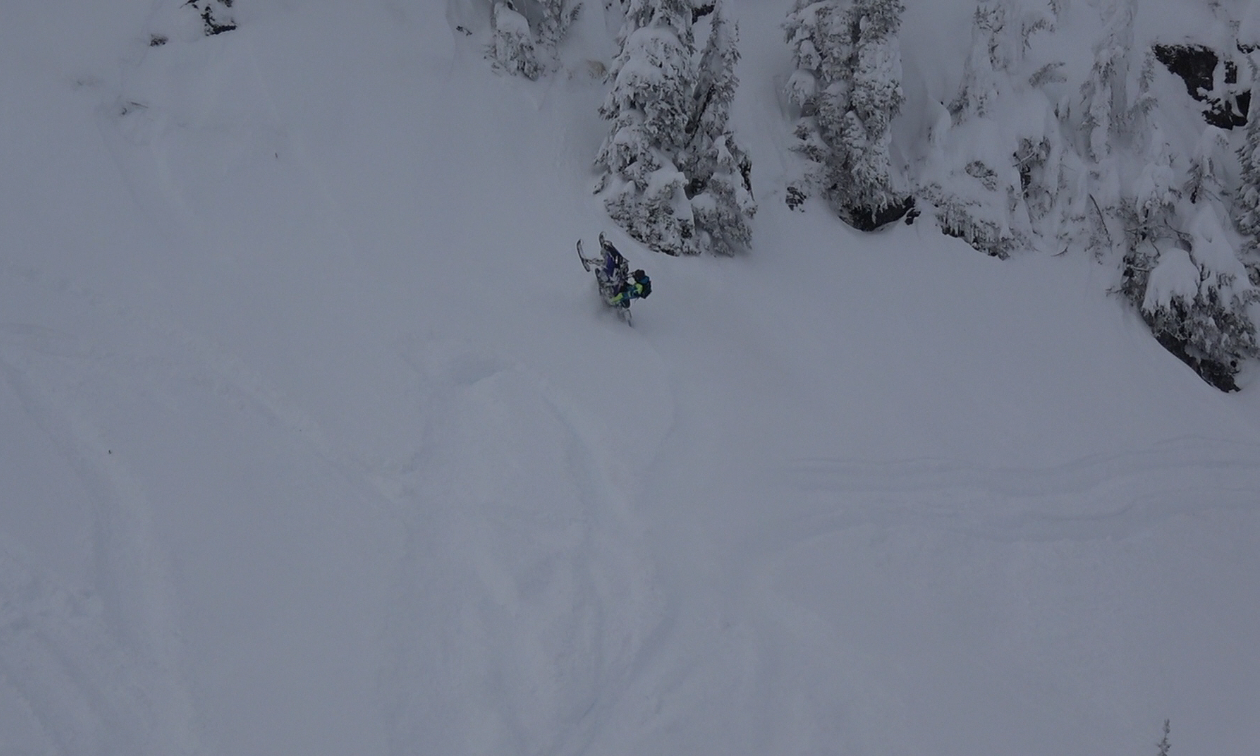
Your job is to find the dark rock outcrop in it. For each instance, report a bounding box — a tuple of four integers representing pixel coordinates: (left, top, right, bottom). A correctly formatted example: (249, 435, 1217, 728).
(1153, 43, 1249, 129)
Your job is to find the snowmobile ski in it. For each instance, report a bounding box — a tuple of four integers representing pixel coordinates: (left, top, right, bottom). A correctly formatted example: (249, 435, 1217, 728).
(577, 239, 592, 272)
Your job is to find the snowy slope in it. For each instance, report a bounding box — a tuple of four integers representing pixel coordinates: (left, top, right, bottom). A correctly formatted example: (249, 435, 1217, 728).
(1, 1, 1258, 755)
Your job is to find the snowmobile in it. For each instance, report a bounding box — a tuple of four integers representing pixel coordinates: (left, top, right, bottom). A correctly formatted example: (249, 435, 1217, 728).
(577, 233, 651, 325)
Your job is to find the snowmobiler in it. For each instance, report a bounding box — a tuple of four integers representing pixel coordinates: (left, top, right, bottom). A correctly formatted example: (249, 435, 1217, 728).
(578, 233, 651, 322)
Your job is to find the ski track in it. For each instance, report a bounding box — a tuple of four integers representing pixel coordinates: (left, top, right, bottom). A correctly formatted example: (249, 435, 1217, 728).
(0, 291, 204, 754)
(375, 337, 660, 756)
(5, 1, 1259, 754)
(0, 263, 391, 756)
(90, 15, 667, 754)
(585, 332, 1260, 755)
(778, 436, 1260, 542)
(697, 442, 1260, 755)
(90, 21, 662, 755)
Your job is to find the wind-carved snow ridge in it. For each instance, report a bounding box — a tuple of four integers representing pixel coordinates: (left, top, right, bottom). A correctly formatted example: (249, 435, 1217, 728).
(379, 338, 660, 756)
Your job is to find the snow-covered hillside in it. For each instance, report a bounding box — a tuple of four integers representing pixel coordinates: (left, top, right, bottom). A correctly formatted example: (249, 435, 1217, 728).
(1, 1, 1258, 755)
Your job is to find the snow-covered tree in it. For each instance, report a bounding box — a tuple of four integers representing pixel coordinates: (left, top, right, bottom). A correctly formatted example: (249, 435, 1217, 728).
(1135, 130, 1178, 221)
(1186, 125, 1229, 205)
(1109, 42, 1260, 391)
(919, 0, 1061, 257)
(950, 0, 1055, 118)
(595, 0, 699, 254)
(1015, 125, 1069, 241)
(783, 0, 847, 197)
(534, 0, 582, 50)
(1073, 30, 1147, 265)
(682, 2, 755, 255)
(1131, 206, 1259, 391)
(188, 0, 235, 35)
(489, 0, 581, 79)
(783, 0, 910, 230)
(1118, 122, 1180, 304)
(949, 0, 1007, 119)
(897, 0, 1258, 388)
(1234, 57, 1260, 239)
(1079, 0, 1136, 161)
(492, 2, 542, 79)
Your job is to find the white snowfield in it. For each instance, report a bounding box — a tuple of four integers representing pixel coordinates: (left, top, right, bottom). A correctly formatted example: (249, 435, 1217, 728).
(1, 1, 1258, 755)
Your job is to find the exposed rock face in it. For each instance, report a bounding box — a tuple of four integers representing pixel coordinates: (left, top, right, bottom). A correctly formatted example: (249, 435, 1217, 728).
(1153, 43, 1250, 129)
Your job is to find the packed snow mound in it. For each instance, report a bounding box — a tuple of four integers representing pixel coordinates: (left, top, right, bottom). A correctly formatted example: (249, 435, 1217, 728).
(1143, 246, 1202, 313)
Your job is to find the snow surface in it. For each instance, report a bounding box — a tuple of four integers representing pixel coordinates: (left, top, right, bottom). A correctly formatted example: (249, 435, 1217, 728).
(1, 1, 1258, 755)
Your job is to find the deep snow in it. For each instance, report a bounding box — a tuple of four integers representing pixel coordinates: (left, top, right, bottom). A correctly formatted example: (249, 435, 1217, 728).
(1, 1, 1258, 755)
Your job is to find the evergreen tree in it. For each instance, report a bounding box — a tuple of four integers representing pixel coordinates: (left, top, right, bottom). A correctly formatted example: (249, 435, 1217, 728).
(534, 0, 581, 50)
(489, 0, 581, 79)
(492, 2, 542, 80)
(949, 0, 1006, 119)
(188, 0, 236, 35)
(920, 0, 1058, 258)
(1136, 206, 1260, 391)
(1079, 0, 1136, 161)
(595, 0, 699, 254)
(1185, 125, 1228, 205)
(1118, 121, 1179, 309)
(1156, 720, 1171, 756)
(1114, 43, 1260, 391)
(783, 0, 910, 229)
(683, 1, 756, 255)
(1234, 57, 1260, 240)
(1132, 125, 1179, 229)
(950, 0, 1055, 118)
(1072, 6, 1139, 264)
